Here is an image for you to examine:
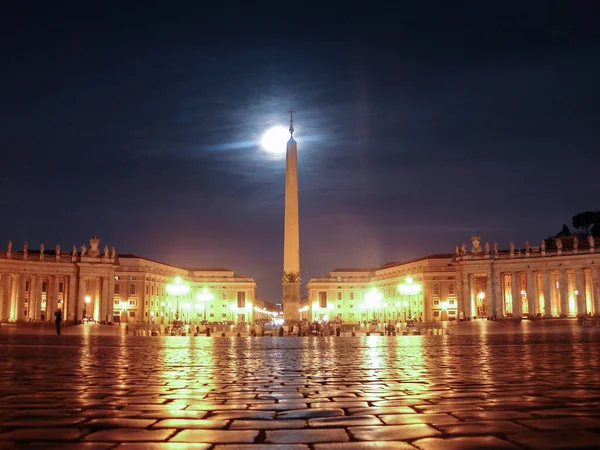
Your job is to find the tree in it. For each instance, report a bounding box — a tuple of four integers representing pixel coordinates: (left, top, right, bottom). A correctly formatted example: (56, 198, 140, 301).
(572, 211, 600, 237)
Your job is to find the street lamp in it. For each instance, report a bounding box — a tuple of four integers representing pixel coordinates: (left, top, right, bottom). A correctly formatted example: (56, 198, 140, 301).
(398, 277, 421, 321)
(365, 288, 382, 322)
(84, 295, 91, 322)
(196, 288, 214, 322)
(165, 277, 190, 325)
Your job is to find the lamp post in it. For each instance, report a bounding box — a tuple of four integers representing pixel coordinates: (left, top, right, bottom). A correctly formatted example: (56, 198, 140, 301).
(196, 288, 214, 322)
(165, 277, 190, 326)
(84, 295, 91, 322)
(398, 277, 421, 321)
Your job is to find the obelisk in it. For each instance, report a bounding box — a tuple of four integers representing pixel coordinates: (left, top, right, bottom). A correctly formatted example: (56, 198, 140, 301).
(282, 110, 301, 324)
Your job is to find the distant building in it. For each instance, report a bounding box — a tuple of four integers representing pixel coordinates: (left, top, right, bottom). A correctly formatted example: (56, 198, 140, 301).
(454, 235, 600, 319)
(306, 255, 456, 324)
(0, 237, 257, 325)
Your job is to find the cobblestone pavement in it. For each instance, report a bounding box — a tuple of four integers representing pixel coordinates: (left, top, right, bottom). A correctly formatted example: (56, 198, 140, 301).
(1, 321, 600, 449)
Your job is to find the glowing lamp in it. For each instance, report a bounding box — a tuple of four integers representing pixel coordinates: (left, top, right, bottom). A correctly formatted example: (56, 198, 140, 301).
(84, 295, 91, 304)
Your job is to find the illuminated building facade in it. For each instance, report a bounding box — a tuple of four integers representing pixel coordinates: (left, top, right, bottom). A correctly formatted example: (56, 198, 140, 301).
(0, 238, 257, 325)
(306, 255, 457, 323)
(454, 235, 600, 319)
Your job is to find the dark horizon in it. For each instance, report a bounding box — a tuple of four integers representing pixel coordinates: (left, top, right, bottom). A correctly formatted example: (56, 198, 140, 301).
(1, 1, 599, 301)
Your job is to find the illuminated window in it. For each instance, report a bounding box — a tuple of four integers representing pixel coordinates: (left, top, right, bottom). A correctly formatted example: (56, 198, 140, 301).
(114, 284, 120, 295)
(129, 284, 136, 295)
(319, 292, 327, 308)
(449, 299, 455, 305)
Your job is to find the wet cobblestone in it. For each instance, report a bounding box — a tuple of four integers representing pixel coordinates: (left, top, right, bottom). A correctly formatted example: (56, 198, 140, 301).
(1, 321, 600, 449)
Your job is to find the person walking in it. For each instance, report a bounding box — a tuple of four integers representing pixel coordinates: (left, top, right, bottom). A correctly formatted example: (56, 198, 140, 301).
(54, 308, 62, 335)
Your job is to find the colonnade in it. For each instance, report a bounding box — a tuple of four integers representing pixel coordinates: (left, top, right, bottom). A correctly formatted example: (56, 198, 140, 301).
(460, 265, 600, 318)
(0, 272, 114, 323)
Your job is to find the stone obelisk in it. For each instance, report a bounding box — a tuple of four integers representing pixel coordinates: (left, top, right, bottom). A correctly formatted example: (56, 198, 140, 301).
(282, 110, 301, 324)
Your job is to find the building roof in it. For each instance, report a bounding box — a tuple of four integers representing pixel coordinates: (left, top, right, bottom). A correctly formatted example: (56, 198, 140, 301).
(379, 254, 453, 270)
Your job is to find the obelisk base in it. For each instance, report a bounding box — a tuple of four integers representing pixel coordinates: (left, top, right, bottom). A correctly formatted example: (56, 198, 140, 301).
(283, 283, 301, 325)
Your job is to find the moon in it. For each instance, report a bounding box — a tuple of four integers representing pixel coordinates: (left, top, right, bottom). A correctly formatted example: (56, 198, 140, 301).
(261, 126, 289, 154)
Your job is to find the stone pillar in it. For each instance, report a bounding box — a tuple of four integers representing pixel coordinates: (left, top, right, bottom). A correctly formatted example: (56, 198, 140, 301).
(108, 276, 115, 323)
(0, 273, 4, 321)
(575, 268, 587, 317)
(51, 275, 60, 318)
(16, 274, 27, 321)
(78, 276, 86, 323)
(511, 272, 520, 318)
(559, 269, 568, 316)
(592, 266, 600, 316)
(491, 270, 503, 319)
(67, 275, 77, 323)
(543, 270, 552, 317)
(100, 276, 109, 324)
(462, 272, 472, 319)
(9, 275, 18, 321)
(526, 270, 536, 318)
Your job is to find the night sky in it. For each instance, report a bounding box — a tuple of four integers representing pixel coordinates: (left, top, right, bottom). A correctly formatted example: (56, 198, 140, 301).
(2, 1, 599, 302)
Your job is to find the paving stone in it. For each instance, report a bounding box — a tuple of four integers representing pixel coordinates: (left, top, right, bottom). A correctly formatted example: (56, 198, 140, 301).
(214, 445, 309, 450)
(84, 428, 177, 441)
(229, 420, 307, 429)
(152, 419, 229, 429)
(265, 428, 349, 443)
(308, 415, 383, 427)
(276, 409, 344, 419)
(314, 443, 416, 450)
(170, 430, 258, 443)
(379, 413, 460, 426)
(451, 410, 534, 421)
(85, 418, 157, 428)
(517, 417, 600, 430)
(507, 430, 600, 450)
(0, 428, 84, 441)
(115, 444, 211, 450)
(414, 436, 522, 450)
(436, 420, 531, 436)
(349, 424, 442, 441)
(0, 417, 86, 427)
(15, 444, 115, 450)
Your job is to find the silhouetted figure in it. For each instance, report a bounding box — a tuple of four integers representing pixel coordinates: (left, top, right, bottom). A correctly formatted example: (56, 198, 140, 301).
(335, 326, 341, 336)
(278, 326, 284, 337)
(206, 327, 211, 337)
(54, 309, 62, 335)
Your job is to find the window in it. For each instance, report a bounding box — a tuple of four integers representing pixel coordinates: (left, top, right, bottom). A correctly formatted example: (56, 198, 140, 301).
(349, 292, 355, 300)
(114, 300, 120, 305)
(319, 292, 327, 308)
(449, 299, 455, 305)
(433, 311, 440, 317)
(129, 300, 136, 306)
(433, 284, 439, 295)
(59, 282, 64, 292)
(237, 291, 246, 308)
(448, 283, 455, 295)
(337, 292, 342, 300)
(210, 313, 214, 317)
(25, 280, 30, 292)
(350, 304, 354, 308)
(42, 281, 48, 292)
(222, 304, 227, 308)
(129, 276, 135, 280)
(114, 284, 120, 294)
(433, 300, 440, 305)
(145, 301, 148, 306)
(222, 313, 227, 318)
(145, 285, 149, 295)
(151, 285, 154, 295)
(338, 304, 342, 308)
(221, 292, 227, 300)
(350, 313, 355, 317)
(129, 283, 136, 295)
(449, 310, 456, 315)
(129, 311, 135, 317)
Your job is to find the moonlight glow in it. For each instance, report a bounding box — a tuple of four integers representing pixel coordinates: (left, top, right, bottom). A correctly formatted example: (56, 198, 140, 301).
(261, 126, 289, 154)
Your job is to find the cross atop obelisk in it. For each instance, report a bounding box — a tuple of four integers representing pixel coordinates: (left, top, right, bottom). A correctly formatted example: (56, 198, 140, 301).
(282, 109, 301, 325)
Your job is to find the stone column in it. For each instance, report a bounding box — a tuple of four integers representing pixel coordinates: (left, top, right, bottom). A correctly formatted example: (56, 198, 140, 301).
(0, 273, 5, 321)
(592, 266, 600, 316)
(511, 272, 520, 318)
(462, 273, 472, 319)
(491, 270, 503, 319)
(526, 270, 536, 318)
(543, 270, 552, 317)
(100, 276, 109, 324)
(575, 268, 587, 317)
(67, 275, 77, 323)
(78, 276, 86, 323)
(559, 269, 568, 316)
(16, 274, 27, 321)
(107, 275, 115, 323)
